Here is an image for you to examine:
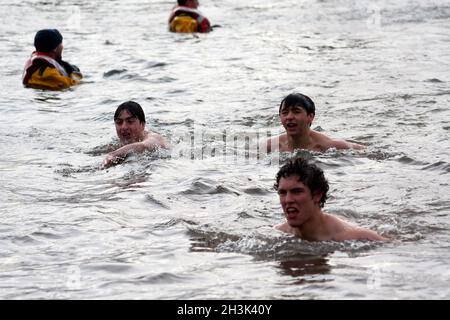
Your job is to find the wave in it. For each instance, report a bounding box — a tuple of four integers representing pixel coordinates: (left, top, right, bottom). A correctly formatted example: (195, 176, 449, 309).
(181, 178, 240, 196)
(103, 69, 127, 78)
(421, 161, 450, 174)
(187, 228, 381, 259)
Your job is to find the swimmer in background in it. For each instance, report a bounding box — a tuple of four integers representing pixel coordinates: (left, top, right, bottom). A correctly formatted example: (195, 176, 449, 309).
(275, 157, 387, 241)
(22, 29, 82, 90)
(102, 101, 169, 169)
(266, 93, 365, 153)
(169, 0, 212, 33)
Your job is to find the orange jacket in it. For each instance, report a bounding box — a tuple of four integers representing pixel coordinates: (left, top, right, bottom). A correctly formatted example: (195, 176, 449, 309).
(168, 6, 212, 33)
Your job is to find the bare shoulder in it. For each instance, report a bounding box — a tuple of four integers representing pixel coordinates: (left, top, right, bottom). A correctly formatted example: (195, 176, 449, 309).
(352, 227, 388, 241)
(348, 141, 365, 150)
(336, 138, 365, 150)
(276, 222, 289, 232)
(143, 131, 170, 149)
(326, 214, 387, 241)
(276, 223, 301, 237)
(312, 131, 364, 150)
(310, 130, 337, 150)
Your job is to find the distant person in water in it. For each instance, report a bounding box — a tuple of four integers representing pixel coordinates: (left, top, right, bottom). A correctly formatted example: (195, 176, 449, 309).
(266, 93, 365, 153)
(275, 157, 387, 241)
(102, 101, 169, 168)
(22, 29, 82, 90)
(169, 0, 212, 33)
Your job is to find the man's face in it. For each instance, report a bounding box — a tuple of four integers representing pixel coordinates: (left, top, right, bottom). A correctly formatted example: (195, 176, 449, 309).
(114, 109, 145, 145)
(279, 104, 314, 135)
(277, 176, 321, 228)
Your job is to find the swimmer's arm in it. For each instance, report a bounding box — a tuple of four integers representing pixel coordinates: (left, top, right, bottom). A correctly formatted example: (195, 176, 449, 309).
(101, 136, 169, 168)
(142, 134, 170, 151)
(101, 143, 146, 169)
(347, 141, 366, 150)
(329, 139, 365, 150)
(275, 223, 302, 238)
(349, 228, 389, 241)
(275, 223, 293, 235)
(59, 60, 83, 78)
(314, 131, 364, 150)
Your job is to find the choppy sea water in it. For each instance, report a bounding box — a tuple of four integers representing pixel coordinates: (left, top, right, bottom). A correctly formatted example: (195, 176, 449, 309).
(0, 0, 449, 299)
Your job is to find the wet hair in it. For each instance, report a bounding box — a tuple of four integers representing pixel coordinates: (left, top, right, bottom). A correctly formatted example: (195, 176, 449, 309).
(114, 101, 146, 123)
(279, 93, 315, 115)
(274, 157, 329, 208)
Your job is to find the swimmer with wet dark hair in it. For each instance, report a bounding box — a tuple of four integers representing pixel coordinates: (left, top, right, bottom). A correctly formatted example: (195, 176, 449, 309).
(102, 101, 169, 169)
(275, 157, 387, 241)
(169, 0, 212, 33)
(22, 29, 82, 90)
(266, 93, 365, 153)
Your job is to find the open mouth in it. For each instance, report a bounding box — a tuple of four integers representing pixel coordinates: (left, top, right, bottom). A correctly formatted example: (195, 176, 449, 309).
(120, 134, 133, 143)
(286, 123, 297, 128)
(286, 207, 299, 218)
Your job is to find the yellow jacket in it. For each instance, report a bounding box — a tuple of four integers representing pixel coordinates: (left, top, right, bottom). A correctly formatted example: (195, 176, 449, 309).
(23, 52, 82, 90)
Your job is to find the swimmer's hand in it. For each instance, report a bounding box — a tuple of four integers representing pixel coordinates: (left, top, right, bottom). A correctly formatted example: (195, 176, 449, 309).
(101, 154, 125, 169)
